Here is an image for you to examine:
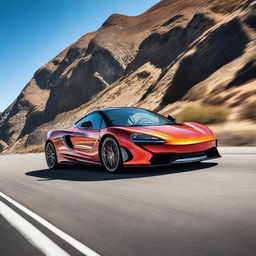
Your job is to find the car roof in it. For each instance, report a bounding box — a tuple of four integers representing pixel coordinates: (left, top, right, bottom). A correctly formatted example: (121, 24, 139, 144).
(75, 107, 146, 126)
(80, 107, 144, 120)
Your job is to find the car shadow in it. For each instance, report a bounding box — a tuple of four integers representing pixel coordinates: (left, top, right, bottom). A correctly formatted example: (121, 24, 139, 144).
(25, 162, 218, 182)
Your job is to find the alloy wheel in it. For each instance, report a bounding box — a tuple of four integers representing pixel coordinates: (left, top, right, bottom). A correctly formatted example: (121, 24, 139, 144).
(45, 142, 57, 169)
(101, 137, 121, 172)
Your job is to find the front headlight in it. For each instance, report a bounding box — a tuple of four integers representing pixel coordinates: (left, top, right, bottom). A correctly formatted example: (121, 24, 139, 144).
(130, 133, 165, 144)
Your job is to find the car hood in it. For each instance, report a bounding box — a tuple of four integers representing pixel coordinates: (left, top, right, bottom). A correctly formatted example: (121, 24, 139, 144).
(116, 122, 216, 145)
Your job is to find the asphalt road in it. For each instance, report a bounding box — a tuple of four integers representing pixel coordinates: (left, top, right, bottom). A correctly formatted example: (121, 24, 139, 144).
(0, 148, 256, 256)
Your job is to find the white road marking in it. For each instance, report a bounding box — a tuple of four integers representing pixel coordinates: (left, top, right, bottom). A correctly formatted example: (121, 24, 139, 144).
(0, 192, 100, 256)
(0, 201, 69, 256)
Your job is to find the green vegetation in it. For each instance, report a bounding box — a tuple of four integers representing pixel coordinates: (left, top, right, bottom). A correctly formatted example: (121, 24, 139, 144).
(177, 105, 230, 124)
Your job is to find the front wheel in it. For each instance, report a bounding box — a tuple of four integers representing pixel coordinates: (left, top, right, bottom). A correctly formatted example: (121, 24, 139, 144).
(101, 136, 123, 173)
(45, 141, 60, 169)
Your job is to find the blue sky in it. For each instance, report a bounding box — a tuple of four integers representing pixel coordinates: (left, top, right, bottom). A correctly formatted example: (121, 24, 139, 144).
(0, 0, 158, 112)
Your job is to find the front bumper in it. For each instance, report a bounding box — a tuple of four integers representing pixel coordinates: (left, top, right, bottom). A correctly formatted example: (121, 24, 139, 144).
(122, 140, 219, 166)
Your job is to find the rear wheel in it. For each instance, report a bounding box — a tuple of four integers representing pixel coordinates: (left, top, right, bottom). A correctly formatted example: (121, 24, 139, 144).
(101, 136, 123, 173)
(45, 141, 60, 169)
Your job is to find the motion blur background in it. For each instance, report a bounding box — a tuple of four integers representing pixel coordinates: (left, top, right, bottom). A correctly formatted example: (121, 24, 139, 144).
(0, 0, 256, 153)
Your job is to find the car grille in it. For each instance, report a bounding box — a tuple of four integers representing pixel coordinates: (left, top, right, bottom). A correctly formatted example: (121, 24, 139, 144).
(150, 147, 220, 165)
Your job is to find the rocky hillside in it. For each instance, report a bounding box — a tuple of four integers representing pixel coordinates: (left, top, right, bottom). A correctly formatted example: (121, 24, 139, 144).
(1, 0, 256, 153)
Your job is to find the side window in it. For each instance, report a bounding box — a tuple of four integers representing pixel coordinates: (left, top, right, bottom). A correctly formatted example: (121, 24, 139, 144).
(101, 118, 107, 129)
(76, 116, 89, 128)
(76, 113, 102, 130)
(90, 113, 102, 130)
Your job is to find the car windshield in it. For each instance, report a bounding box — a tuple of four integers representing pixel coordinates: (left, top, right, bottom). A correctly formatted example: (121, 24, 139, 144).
(104, 108, 174, 127)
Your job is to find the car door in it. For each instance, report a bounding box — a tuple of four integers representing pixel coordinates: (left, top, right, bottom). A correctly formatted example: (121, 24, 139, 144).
(70, 113, 102, 162)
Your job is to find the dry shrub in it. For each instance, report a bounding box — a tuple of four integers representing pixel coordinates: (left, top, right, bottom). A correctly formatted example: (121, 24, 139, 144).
(182, 85, 207, 102)
(203, 95, 225, 105)
(210, 86, 224, 94)
(203, 91, 237, 105)
(210, 0, 243, 13)
(229, 90, 256, 107)
(235, 89, 256, 102)
(14, 144, 45, 154)
(217, 131, 256, 146)
(229, 100, 243, 108)
(239, 101, 256, 122)
(177, 105, 230, 124)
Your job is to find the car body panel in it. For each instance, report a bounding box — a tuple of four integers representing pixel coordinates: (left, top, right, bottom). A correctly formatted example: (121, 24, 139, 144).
(46, 117, 220, 167)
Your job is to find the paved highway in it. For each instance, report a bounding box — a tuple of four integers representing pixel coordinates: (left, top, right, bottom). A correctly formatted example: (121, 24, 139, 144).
(0, 148, 256, 256)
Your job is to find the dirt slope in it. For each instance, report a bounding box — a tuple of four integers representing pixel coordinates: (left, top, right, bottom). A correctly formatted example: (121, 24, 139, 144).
(1, 0, 256, 153)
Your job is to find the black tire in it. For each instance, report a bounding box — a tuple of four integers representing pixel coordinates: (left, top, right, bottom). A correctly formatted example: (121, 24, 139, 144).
(45, 141, 61, 169)
(100, 136, 123, 173)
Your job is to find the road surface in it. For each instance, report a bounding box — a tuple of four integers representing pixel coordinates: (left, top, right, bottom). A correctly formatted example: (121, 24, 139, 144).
(0, 148, 256, 256)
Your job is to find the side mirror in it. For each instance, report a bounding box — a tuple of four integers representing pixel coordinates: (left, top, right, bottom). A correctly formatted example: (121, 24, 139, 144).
(81, 120, 93, 128)
(167, 115, 176, 122)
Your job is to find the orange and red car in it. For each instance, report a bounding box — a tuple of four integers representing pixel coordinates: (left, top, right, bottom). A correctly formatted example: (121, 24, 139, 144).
(45, 107, 221, 172)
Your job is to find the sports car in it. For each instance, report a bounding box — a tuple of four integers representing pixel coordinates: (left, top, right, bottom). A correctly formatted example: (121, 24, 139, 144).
(45, 107, 221, 172)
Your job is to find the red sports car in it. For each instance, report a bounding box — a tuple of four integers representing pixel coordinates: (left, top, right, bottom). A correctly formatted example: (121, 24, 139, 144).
(45, 107, 221, 172)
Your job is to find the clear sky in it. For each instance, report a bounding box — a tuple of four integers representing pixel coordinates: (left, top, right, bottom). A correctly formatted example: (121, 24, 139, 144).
(0, 0, 158, 112)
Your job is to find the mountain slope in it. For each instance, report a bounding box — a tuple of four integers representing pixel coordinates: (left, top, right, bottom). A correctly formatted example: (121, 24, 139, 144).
(1, 0, 256, 152)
